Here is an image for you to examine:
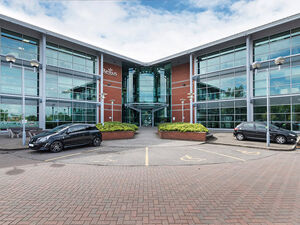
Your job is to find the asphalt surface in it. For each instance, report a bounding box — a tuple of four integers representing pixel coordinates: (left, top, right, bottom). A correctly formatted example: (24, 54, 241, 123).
(4, 128, 278, 166)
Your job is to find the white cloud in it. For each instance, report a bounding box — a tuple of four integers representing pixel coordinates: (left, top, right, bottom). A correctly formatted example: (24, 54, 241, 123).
(0, 0, 299, 62)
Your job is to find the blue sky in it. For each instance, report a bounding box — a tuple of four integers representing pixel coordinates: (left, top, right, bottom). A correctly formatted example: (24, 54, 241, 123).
(0, 0, 299, 61)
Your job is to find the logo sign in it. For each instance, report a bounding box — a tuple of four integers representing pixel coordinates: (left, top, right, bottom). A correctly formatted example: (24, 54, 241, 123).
(103, 68, 117, 76)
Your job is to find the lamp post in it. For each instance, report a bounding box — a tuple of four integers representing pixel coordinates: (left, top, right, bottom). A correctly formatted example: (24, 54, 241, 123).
(110, 99, 115, 122)
(252, 56, 285, 147)
(187, 92, 194, 124)
(180, 98, 185, 122)
(100, 93, 107, 125)
(5, 55, 40, 146)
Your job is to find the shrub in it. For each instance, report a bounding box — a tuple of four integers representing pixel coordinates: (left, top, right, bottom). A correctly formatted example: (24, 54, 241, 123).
(96, 121, 139, 132)
(158, 122, 208, 133)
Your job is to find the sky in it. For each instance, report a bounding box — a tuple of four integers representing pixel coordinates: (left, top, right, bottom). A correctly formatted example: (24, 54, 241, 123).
(0, 0, 299, 62)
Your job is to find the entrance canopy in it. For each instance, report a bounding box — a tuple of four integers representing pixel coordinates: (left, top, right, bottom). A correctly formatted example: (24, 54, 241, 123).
(125, 103, 168, 127)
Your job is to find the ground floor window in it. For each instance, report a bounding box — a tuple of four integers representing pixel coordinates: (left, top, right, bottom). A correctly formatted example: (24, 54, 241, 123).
(196, 100, 247, 129)
(46, 100, 96, 129)
(0, 97, 38, 129)
(254, 95, 300, 131)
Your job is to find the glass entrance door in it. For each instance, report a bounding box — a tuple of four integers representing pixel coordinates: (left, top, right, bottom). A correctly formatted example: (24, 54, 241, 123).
(141, 110, 152, 127)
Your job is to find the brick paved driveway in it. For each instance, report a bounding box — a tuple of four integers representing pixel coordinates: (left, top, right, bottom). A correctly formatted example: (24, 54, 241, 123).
(0, 151, 299, 225)
(0, 128, 299, 225)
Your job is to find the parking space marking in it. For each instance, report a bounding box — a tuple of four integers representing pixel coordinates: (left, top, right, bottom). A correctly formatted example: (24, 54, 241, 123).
(236, 150, 261, 155)
(191, 147, 246, 162)
(145, 147, 149, 166)
(44, 153, 82, 162)
(180, 155, 206, 162)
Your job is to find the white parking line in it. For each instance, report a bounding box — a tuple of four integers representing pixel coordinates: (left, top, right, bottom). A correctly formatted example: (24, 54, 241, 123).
(145, 147, 149, 166)
(191, 147, 246, 162)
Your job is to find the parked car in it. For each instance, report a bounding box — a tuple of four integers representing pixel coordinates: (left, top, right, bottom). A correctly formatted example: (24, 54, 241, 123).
(233, 122, 297, 144)
(29, 124, 102, 152)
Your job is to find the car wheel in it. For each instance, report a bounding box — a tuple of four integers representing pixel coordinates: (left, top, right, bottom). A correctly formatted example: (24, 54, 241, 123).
(275, 135, 286, 144)
(236, 133, 245, 141)
(50, 141, 63, 153)
(92, 137, 101, 146)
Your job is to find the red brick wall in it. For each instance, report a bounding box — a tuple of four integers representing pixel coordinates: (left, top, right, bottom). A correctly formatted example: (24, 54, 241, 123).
(171, 62, 193, 123)
(99, 62, 122, 122)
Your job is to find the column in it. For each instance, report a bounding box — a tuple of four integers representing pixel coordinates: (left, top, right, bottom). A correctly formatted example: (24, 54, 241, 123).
(194, 56, 197, 123)
(96, 55, 100, 124)
(100, 53, 104, 124)
(189, 54, 193, 124)
(246, 35, 254, 121)
(39, 34, 46, 129)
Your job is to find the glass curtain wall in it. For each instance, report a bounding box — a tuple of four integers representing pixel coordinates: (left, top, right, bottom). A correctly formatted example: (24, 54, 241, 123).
(122, 64, 171, 125)
(196, 44, 247, 128)
(253, 27, 300, 131)
(0, 29, 39, 129)
(45, 43, 97, 129)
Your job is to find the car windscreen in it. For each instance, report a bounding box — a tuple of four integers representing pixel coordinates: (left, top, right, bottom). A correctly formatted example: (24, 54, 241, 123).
(49, 124, 70, 133)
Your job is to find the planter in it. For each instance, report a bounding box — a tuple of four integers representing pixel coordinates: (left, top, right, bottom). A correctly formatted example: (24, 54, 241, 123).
(102, 131, 135, 140)
(158, 130, 207, 141)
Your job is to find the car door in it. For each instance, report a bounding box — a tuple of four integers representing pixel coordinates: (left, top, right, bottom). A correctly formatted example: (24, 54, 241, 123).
(241, 122, 256, 139)
(254, 123, 267, 140)
(63, 125, 87, 147)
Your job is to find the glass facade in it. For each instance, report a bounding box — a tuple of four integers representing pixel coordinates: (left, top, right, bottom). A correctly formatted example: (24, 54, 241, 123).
(122, 64, 171, 126)
(0, 28, 98, 129)
(252, 28, 300, 131)
(45, 44, 97, 128)
(196, 44, 247, 129)
(0, 28, 40, 129)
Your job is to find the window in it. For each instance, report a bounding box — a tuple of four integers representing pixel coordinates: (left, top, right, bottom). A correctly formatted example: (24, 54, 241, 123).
(243, 123, 254, 129)
(255, 123, 267, 130)
(197, 44, 246, 74)
(68, 125, 86, 133)
(1, 29, 39, 61)
(46, 42, 97, 74)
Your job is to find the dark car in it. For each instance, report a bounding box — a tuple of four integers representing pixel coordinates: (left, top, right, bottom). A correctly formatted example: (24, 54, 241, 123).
(233, 122, 297, 144)
(29, 124, 102, 152)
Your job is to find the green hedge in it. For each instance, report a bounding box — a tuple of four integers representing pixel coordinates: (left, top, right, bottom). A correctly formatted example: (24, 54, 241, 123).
(96, 121, 139, 132)
(158, 122, 208, 133)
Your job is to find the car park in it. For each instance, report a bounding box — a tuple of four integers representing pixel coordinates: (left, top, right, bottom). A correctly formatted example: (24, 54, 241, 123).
(233, 122, 297, 144)
(28, 124, 102, 152)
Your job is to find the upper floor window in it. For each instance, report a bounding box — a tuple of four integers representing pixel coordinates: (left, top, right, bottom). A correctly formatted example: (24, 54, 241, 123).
(197, 44, 246, 75)
(254, 28, 300, 62)
(46, 42, 97, 74)
(0, 29, 39, 61)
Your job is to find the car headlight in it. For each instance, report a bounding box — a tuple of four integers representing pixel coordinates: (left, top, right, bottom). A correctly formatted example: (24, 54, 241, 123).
(289, 133, 296, 137)
(37, 136, 50, 143)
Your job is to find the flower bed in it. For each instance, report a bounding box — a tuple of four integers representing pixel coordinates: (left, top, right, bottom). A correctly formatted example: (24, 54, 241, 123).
(96, 122, 138, 140)
(158, 123, 208, 141)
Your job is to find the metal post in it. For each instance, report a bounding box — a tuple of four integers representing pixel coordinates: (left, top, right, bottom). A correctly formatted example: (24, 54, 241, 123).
(266, 68, 270, 147)
(152, 110, 154, 127)
(111, 100, 114, 121)
(189, 54, 193, 124)
(139, 109, 142, 127)
(181, 99, 185, 122)
(100, 53, 104, 125)
(21, 67, 26, 146)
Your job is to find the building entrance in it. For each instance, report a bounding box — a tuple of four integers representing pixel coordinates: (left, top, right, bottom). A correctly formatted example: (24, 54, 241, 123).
(141, 110, 152, 127)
